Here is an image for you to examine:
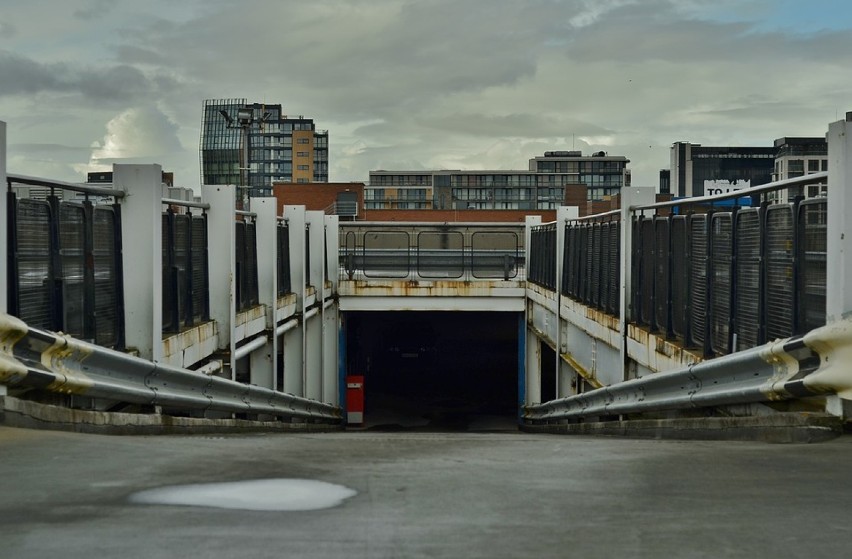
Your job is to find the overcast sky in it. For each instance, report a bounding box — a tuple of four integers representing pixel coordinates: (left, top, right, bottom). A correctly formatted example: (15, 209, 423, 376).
(1, 0, 850, 190)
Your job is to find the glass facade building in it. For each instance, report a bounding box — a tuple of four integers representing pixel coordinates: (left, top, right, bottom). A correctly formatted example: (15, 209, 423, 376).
(200, 99, 328, 196)
(367, 151, 631, 210)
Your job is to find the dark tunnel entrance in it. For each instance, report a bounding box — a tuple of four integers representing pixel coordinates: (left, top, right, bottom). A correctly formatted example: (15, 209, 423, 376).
(344, 311, 521, 432)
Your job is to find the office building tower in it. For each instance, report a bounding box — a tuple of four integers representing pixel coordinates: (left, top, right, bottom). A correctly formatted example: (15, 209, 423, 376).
(200, 99, 328, 196)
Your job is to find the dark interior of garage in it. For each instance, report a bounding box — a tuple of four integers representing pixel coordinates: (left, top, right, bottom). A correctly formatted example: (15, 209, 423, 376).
(345, 311, 520, 431)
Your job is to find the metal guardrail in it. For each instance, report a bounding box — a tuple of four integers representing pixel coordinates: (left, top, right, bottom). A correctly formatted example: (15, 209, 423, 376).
(523, 317, 852, 423)
(0, 313, 341, 422)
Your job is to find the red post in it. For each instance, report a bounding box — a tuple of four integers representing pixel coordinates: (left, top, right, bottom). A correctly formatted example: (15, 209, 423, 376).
(346, 375, 365, 425)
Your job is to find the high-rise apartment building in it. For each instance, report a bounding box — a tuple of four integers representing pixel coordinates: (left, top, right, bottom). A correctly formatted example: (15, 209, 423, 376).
(366, 151, 630, 211)
(199, 99, 328, 196)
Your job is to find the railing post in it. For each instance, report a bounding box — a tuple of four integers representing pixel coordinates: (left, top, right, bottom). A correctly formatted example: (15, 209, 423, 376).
(827, 113, 852, 323)
(114, 164, 163, 362)
(202, 184, 237, 379)
(524, 215, 542, 405)
(305, 210, 325, 401)
(323, 214, 340, 406)
(619, 187, 656, 381)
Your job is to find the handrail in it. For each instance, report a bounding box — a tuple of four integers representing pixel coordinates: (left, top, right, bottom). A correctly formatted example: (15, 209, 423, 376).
(523, 316, 851, 423)
(0, 313, 341, 423)
(631, 172, 828, 212)
(162, 198, 210, 210)
(7, 173, 126, 198)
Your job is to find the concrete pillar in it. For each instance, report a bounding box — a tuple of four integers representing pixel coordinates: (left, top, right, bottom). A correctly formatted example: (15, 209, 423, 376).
(304, 211, 325, 400)
(322, 215, 340, 406)
(525, 327, 542, 405)
(827, 113, 852, 323)
(202, 184, 237, 379)
(322, 303, 339, 405)
(555, 206, 579, 397)
(284, 205, 306, 397)
(0, 120, 6, 316)
(114, 164, 163, 362)
(618, 187, 656, 381)
(250, 198, 278, 389)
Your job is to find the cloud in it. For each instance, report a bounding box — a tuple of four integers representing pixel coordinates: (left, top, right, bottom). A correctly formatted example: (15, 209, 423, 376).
(73, 0, 118, 20)
(91, 106, 183, 161)
(0, 50, 180, 103)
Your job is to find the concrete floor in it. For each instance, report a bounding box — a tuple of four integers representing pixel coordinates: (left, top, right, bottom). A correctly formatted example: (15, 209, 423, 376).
(2, 426, 852, 558)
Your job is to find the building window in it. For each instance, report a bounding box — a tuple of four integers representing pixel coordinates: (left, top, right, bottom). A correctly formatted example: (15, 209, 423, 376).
(808, 160, 820, 172)
(297, 151, 309, 157)
(296, 138, 310, 144)
(296, 178, 308, 184)
(297, 165, 310, 170)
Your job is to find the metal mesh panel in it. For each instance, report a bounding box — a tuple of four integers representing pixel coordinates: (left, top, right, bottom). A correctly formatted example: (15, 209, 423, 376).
(235, 221, 246, 310)
(568, 226, 579, 298)
(798, 199, 827, 333)
(654, 218, 670, 334)
(630, 219, 641, 323)
(162, 213, 174, 330)
(92, 208, 117, 347)
(245, 222, 259, 306)
(689, 215, 708, 348)
(734, 209, 761, 350)
(590, 224, 602, 307)
(609, 222, 620, 315)
(765, 205, 795, 340)
(471, 231, 519, 280)
(670, 216, 688, 339)
(15, 199, 53, 329)
(710, 213, 733, 355)
(640, 218, 654, 326)
(174, 214, 190, 324)
(278, 224, 291, 294)
(599, 223, 611, 311)
(191, 216, 208, 322)
(561, 224, 571, 295)
(583, 224, 594, 303)
(59, 203, 86, 338)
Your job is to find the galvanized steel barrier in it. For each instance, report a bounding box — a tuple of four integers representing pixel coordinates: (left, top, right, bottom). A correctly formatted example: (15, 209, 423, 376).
(524, 316, 852, 423)
(0, 313, 341, 422)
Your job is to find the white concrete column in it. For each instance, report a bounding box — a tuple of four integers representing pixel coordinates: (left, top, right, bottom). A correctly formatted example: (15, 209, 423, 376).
(250, 197, 278, 389)
(324, 214, 340, 294)
(114, 164, 163, 362)
(305, 211, 325, 401)
(322, 302, 339, 405)
(618, 187, 656, 381)
(284, 205, 306, 397)
(525, 326, 542, 405)
(0, 120, 6, 316)
(555, 206, 578, 396)
(827, 113, 852, 323)
(202, 184, 236, 379)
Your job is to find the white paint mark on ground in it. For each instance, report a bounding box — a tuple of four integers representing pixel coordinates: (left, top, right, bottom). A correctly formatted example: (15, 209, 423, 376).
(129, 479, 357, 511)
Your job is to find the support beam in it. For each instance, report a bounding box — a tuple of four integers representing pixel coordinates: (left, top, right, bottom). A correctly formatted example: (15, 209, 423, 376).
(0, 120, 6, 316)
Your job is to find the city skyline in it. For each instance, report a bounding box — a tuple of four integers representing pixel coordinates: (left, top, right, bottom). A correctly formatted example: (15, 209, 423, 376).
(1, 0, 850, 190)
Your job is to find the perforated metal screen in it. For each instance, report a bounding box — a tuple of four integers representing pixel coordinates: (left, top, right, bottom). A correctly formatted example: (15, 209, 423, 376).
(670, 216, 688, 340)
(654, 218, 670, 334)
(15, 199, 53, 329)
(689, 215, 708, 348)
(734, 209, 761, 350)
(765, 205, 795, 340)
(797, 199, 827, 333)
(93, 208, 118, 347)
(710, 213, 733, 354)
